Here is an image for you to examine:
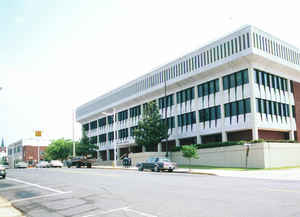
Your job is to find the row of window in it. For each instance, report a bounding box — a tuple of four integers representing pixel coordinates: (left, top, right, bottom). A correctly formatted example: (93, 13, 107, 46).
(137, 33, 250, 93)
(118, 128, 129, 139)
(199, 105, 221, 123)
(161, 117, 176, 129)
(253, 32, 300, 66)
(98, 117, 106, 128)
(224, 98, 251, 117)
(90, 120, 98, 130)
(118, 110, 128, 122)
(197, 79, 219, 97)
(177, 112, 196, 127)
(256, 98, 291, 117)
(255, 69, 289, 92)
(176, 87, 195, 104)
(159, 94, 174, 109)
(129, 105, 141, 118)
(223, 69, 249, 90)
(8, 146, 21, 155)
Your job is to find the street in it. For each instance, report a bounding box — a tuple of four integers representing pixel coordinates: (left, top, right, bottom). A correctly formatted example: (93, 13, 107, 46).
(1, 168, 300, 217)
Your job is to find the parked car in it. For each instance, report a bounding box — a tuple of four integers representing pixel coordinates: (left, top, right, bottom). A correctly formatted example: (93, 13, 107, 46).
(15, 162, 28, 169)
(50, 160, 63, 168)
(0, 162, 9, 169)
(0, 165, 6, 179)
(138, 157, 176, 172)
(36, 161, 50, 168)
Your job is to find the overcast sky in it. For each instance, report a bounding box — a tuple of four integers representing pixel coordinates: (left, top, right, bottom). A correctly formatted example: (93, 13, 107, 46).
(1, 0, 300, 145)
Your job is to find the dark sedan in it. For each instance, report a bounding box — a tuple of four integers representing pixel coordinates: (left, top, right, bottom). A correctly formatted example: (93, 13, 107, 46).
(138, 157, 176, 172)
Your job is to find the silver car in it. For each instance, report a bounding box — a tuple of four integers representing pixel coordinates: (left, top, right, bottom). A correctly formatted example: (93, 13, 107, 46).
(15, 162, 28, 169)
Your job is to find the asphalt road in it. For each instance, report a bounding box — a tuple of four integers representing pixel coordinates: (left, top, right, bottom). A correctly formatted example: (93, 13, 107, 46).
(0, 168, 300, 217)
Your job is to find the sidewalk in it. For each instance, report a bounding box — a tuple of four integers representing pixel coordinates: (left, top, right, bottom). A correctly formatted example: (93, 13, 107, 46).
(93, 165, 300, 181)
(0, 197, 25, 217)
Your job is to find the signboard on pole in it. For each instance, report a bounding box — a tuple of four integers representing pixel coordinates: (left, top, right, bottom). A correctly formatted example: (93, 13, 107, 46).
(35, 131, 42, 137)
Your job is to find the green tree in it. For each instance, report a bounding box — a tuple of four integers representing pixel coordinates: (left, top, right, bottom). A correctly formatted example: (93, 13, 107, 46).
(45, 138, 73, 161)
(76, 130, 97, 157)
(134, 101, 169, 152)
(181, 145, 199, 171)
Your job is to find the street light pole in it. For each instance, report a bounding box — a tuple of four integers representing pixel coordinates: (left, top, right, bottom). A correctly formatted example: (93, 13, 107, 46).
(113, 108, 117, 168)
(72, 109, 76, 157)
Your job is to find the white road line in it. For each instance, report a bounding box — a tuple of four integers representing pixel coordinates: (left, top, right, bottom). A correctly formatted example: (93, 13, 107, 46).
(11, 191, 72, 203)
(7, 177, 66, 194)
(81, 207, 129, 217)
(124, 208, 158, 217)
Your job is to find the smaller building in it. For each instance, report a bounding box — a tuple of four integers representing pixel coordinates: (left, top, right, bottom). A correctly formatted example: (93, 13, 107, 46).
(7, 138, 51, 168)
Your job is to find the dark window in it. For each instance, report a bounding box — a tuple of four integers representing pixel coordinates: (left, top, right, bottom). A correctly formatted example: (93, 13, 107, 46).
(215, 79, 220, 92)
(223, 76, 229, 90)
(255, 70, 260, 84)
(90, 120, 98, 130)
(210, 107, 216, 120)
(256, 98, 262, 113)
(238, 100, 244, 115)
(292, 105, 296, 118)
(236, 71, 243, 86)
(243, 69, 249, 84)
(198, 85, 203, 97)
(271, 75, 276, 89)
(83, 123, 89, 131)
(216, 106, 221, 119)
(229, 74, 235, 88)
(209, 80, 215, 94)
(203, 83, 209, 96)
(231, 102, 237, 116)
(225, 104, 230, 117)
(290, 80, 294, 93)
(205, 109, 210, 121)
(273, 101, 278, 115)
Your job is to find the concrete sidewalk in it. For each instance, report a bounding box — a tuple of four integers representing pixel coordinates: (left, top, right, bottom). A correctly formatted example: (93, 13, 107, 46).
(93, 165, 300, 181)
(0, 197, 25, 217)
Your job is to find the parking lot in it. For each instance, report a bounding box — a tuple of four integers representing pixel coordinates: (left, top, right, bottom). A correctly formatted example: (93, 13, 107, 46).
(1, 168, 300, 217)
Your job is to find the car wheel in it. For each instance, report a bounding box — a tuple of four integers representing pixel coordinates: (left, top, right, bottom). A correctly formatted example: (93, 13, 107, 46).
(154, 165, 160, 172)
(3, 175, 6, 179)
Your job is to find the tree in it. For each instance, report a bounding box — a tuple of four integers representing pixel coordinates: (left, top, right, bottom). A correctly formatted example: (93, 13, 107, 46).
(134, 101, 169, 152)
(76, 130, 97, 157)
(45, 138, 73, 161)
(181, 145, 199, 171)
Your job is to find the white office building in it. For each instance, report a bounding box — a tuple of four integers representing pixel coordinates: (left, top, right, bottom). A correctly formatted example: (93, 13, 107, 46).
(76, 25, 300, 161)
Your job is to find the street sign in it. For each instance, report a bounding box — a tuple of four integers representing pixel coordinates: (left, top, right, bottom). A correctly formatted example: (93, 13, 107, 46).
(35, 130, 42, 137)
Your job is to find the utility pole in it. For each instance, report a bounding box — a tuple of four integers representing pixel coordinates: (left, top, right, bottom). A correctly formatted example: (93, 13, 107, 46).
(164, 71, 169, 157)
(72, 109, 76, 157)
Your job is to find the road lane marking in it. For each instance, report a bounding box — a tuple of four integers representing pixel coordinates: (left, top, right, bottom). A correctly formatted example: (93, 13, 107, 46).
(7, 177, 67, 194)
(124, 208, 158, 217)
(81, 206, 129, 217)
(11, 191, 72, 203)
(54, 170, 119, 177)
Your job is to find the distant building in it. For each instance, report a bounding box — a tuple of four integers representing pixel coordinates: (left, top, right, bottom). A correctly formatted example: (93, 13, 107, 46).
(76, 25, 300, 161)
(7, 138, 51, 168)
(0, 138, 7, 160)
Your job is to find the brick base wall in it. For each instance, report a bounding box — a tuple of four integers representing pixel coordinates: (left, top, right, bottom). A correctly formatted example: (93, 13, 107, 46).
(293, 81, 300, 142)
(227, 130, 252, 141)
(179, 137, 197, 146)
(23, 146, 47, 163)
(258, 130, 289, 140)
(201, 134, 222, 144)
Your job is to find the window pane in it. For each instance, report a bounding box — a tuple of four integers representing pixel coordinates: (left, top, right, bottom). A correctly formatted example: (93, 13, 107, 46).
(229, 74, 236, 88)
(215, 79, 220, 92)
(209, 80, 215, 94)
(216, 106, 221, 119)
(204, 83, 209, 96)
(231, 102, 237, 116)
(223, 76, 229, 90)
(238, 100, 244, 115)
(236, 71, 243, 86)
(205, 109, 210, 121)
(243, 69, 249, 84)
(245, 98, 251, 113)
(198, 85, 203, 97)
(225, 104, 230, 117)
(210, 107, 216, 120)
(256, 98, 261, 113)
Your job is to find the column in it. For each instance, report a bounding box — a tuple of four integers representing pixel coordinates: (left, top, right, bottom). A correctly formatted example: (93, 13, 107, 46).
(158, 143, 162, 152)
(220, 75, 227, 142)
(117, 147, 121, 159)
(287, 79, 295, 141)
(197, 135, 201, 144)
(106, 149, 110, 161)
(249, 67, 258, 140)
(175, 139, 180, 147)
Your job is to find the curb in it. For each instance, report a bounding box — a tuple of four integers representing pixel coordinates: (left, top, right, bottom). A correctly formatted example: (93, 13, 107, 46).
(0, 197, 25, 217)
(92, 166, 217, 176)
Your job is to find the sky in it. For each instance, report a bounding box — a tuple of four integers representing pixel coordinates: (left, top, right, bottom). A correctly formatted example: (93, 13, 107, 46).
(1, 0, 300, 145)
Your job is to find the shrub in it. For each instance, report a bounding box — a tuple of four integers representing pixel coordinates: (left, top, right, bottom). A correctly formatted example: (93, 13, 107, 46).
(196, 141, 245, 149)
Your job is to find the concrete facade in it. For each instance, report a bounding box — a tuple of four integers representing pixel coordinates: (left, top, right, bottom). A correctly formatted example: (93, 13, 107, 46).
(76, 25, 300, 161)
(129, 143, 300, 169)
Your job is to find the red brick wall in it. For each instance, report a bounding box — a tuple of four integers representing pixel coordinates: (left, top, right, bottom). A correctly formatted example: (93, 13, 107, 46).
(258, 130, 289, 140)
(23, 146, 47, 163)
(227, 130, 252, 141)
(293, 81, 300, 142)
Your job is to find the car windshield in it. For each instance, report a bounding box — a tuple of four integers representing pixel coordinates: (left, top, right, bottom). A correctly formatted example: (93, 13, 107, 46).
(158, 158, 170, 162)
(146, 158, 156, 163)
